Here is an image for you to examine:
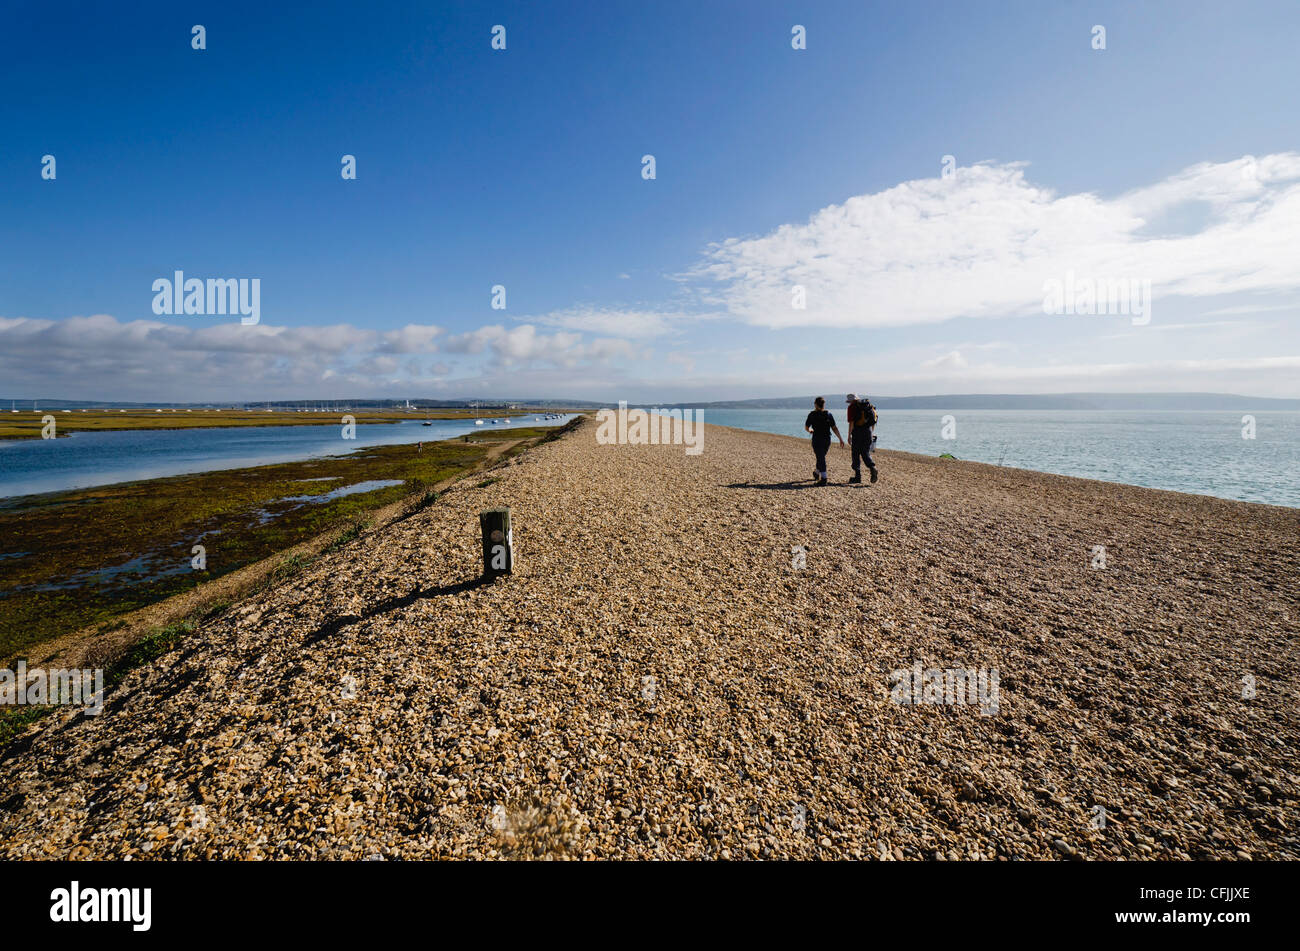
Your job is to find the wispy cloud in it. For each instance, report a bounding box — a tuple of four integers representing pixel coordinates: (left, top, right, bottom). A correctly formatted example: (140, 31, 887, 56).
(526, 307, 690, 339)
(921, 350, 969, 370)
(685, 153, 1300, 329)
(5, 154, 1298, 401)
(441, 323, 640, 367)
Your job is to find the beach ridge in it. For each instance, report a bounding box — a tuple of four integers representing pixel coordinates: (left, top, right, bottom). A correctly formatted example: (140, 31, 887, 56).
(1, 416, 1294, 860)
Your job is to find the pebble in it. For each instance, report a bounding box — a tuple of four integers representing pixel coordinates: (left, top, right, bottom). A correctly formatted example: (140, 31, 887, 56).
(0, 417, 1293, 861)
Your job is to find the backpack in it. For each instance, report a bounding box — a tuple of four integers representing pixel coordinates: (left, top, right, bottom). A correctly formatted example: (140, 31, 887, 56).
(853, 399, 878, 429)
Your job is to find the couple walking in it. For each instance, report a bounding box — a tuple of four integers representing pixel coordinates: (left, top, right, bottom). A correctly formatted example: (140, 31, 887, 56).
(804, 393, 878, 486)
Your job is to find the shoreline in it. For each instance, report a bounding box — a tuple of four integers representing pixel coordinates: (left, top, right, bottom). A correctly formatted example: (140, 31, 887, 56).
(675, 412, 1300, 511)
(4, 410, 1294, 510)
(0, 414, 579, 500)
(1, 415, 1293, 859)
(0, 423, 576, 663)
(698, 419, 1300, 513)
(0, 408, 562, 441)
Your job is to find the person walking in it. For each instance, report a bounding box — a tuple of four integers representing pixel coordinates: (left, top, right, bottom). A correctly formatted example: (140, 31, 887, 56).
(845, 392, 879, 484)
(804, 396, 845, 486)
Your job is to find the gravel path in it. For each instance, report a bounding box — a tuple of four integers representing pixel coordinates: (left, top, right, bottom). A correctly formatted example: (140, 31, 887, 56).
(2, 417, 1296, 859)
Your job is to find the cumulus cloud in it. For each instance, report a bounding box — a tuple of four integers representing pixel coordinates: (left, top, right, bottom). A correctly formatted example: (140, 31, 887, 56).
(0, 314, 373, 359)
(378, 323, 443, 353)
(688, 153, 1300, 329)
(0, 314, 634, 400)
(6, 153, 1297, 401)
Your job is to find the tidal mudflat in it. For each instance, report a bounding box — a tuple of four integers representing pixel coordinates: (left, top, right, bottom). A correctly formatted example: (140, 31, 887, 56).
(0, 427, 557, 660)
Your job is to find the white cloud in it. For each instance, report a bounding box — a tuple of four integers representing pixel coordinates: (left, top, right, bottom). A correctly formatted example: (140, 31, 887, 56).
(0, 314, 373, 359)
(611, 352, 1300, 402)
(1196, 301, 1296, 317)
(528, 307, 691, 339)
(664, 351, 696, 373)
(688, 153, 1300, 330)
(0, 315, 634, 400)
(6, 154, 1297, 402)
(921, 350, 968, 370)
(442, 323, 638, 367)
(379, 323, 443, 353)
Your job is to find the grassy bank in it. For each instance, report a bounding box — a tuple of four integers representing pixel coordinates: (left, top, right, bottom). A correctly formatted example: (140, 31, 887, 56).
(0, 408, 558, 440)
(0, 425, 557, 659)
(0, 614, 202, 749)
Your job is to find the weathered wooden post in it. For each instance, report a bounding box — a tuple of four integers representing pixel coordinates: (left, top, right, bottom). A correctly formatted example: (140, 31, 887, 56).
(479, 507, 513, 578)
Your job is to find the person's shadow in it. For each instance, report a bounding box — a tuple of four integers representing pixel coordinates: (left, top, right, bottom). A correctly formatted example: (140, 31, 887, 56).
(724, 479, 821, 491)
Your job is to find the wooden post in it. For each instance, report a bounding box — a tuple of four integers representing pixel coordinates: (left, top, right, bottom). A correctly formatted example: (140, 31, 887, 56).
(479, 507, 513, 578)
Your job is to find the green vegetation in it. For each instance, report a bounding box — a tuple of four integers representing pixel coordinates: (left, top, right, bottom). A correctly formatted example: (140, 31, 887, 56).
(0, 705, 52, 750)
(939, 453, 958, 459)
(104, 618, 197, 690)
(0, 417, 583, 751)
(0, 426, 553, 659)
(0, 408, 542, 440)
(1, 611, 211, 751)
(323, 521, 368, 554)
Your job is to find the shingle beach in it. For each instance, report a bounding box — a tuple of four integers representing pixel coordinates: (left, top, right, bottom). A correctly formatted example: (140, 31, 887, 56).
(1, 417, 1296, 859)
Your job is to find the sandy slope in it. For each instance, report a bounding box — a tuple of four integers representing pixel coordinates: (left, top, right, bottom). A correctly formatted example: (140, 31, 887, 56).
(1, 417, 1296, 859)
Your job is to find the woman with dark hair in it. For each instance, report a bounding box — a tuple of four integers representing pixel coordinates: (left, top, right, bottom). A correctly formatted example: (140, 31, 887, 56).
(804, 396, 845, 486)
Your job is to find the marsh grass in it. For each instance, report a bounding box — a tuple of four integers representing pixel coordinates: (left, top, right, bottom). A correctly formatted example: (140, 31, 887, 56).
(1, 612, 208, 750)
(0, 705, 52, 750)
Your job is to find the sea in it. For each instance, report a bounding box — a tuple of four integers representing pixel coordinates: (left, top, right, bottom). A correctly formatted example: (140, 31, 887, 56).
(0, 415, 576, 499)
(691, 408, 1300, 508)
(1, 410, 1296, 508)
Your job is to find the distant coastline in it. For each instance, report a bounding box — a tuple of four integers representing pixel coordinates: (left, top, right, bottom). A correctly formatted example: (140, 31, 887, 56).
(4, 392, 1298, 414)
(658, 392, 1300, 411)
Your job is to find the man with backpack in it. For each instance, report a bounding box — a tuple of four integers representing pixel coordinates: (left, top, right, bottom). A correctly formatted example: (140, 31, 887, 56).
(845, 393, 879, 484)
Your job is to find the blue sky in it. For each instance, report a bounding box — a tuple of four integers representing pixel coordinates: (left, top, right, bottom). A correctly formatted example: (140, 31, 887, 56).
(2, 0, 1299, 401)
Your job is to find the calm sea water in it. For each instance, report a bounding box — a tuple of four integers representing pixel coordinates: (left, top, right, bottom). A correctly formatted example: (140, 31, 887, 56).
(2, 410, 1296, 508)
(0, 415, 576, 499)
(693, 409, 1300, 509)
